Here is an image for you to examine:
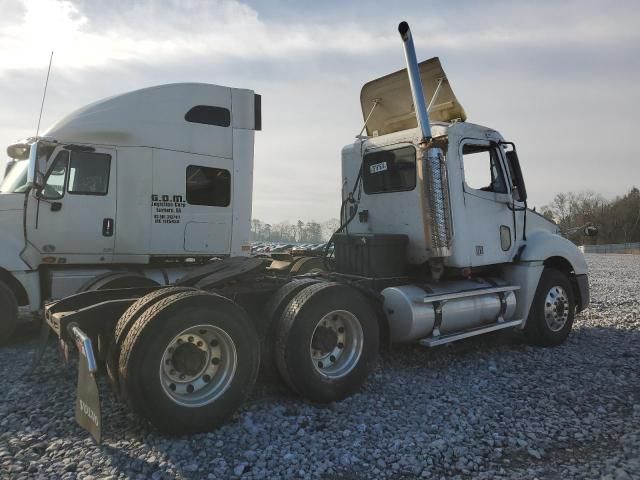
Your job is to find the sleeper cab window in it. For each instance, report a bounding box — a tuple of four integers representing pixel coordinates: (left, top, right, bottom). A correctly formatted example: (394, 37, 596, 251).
(461, 144, 507, 194)
(362, 146, 417, 194)
(67, 151, 111, 195)
(184, 106, 231, 127)
(186, 165, 231, 207)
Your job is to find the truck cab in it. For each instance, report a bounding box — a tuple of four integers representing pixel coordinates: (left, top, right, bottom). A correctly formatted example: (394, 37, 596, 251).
(341, 54, 589, 338)
(0, 83, 261, 341)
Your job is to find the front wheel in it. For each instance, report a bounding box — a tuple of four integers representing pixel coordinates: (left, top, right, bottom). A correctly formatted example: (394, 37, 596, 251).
(524, 268, 576, 347)
(275, 282, 379, 403)
(118, 290, 260, 433)
(0, 281, 18, 344)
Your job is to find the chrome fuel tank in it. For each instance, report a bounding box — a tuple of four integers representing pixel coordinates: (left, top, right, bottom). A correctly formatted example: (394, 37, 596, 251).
(382, 279, 517, 343)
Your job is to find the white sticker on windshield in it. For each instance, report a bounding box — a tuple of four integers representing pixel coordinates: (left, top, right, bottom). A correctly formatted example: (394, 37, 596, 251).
(369, 161, 388, 174)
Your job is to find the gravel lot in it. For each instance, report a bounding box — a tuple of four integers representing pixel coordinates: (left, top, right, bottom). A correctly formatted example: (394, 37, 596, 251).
(1, 253, 638, 480)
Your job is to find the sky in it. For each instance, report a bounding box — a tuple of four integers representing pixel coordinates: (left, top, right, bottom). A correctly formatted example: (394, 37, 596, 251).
(0, 0, 638, 223)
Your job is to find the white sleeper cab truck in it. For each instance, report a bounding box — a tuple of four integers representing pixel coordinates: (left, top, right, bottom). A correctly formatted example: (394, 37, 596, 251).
(0, 83, 261, 341)
(41, 22, 590, 443)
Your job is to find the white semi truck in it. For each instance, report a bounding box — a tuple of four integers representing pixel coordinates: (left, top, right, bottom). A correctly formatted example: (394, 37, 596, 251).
(39, 22, 590, 443)
(0, 83, 262, 341)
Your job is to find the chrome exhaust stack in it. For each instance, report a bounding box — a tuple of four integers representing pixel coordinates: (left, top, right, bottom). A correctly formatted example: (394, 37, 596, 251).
(398, 21, 432, 142)
(398, 21, 452, 258)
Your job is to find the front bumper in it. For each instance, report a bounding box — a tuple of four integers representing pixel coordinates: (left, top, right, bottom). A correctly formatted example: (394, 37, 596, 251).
(575, 274, 590, 313)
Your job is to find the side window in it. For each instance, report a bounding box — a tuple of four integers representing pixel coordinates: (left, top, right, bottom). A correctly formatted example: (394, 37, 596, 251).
(462, 144, 507, 194)
(186, 165, 231, 207)
(67, 152, 111, 195)
(42, 151, 69, 199)
(185, 106, 231, 127)
(362, 146, 416, 194)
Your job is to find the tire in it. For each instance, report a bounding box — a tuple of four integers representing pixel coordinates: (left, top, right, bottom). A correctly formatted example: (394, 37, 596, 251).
(524, 268, 575, 347)
(289, 257, 326, 275)
(275, 282, 379, 403)
(118, 290, 260, 433)
(105, 286, 195, 395)
(0, 281, 18, 345)
(79, 271, 159, 293)
(259, 278, 322, 378)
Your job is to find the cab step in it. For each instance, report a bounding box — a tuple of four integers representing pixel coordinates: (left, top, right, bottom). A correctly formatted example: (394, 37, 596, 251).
(419, 318, 524, 347)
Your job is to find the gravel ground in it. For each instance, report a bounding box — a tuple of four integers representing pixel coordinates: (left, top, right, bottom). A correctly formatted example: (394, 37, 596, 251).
(1, 253, 638, 480)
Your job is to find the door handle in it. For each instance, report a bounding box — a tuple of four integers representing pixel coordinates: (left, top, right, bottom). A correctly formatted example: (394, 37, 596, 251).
(50, 202, 62, 212)
(102, 218, 114, 237)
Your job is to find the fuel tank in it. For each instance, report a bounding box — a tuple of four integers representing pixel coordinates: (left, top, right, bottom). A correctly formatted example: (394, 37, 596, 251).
(382, 279, 517, 342)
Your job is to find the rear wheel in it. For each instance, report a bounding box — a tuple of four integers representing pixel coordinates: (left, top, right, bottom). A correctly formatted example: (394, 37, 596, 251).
(289, 257, 326, 275)
(524, 268, 575, 346)
(275, 282, 379, 402)
(105, 286, 195, 395)
(79, 271, 159, 292)
(0, 281, 18, 344)
(118, 290, 259, 433)
(259, 278, 321, 378)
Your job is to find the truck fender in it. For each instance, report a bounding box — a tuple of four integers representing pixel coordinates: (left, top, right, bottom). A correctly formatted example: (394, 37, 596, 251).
(0, 267, 34, 308)
(518, 231, 588, 275)
(507, 231, 589, 327)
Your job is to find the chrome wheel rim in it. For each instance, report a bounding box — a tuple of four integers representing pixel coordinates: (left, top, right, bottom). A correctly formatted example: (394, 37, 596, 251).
(544, 285, 570, 332)
(309, 310, 363, 379)
(159, 324, 237, 407)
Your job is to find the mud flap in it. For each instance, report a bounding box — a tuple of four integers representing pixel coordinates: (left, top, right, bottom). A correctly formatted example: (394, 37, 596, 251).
(70, 324, 102, 444)
(75, 355, 101, 443)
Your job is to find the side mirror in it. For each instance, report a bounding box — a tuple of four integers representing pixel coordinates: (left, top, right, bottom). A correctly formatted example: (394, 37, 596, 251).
(26, 142, 45, 191)
(505, 150, 527, 202)
(584, 224, 598, 237)
(4, 160, 16, 178)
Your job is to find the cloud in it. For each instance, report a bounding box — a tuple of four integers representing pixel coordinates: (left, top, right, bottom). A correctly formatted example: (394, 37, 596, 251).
(0, 0, 638, 222)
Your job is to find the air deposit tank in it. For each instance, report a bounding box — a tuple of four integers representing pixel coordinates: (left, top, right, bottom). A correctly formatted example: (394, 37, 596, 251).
(382, 279, 518, 342)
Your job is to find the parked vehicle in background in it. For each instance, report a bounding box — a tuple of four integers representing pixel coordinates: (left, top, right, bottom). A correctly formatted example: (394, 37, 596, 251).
(0, 83, 261, 342)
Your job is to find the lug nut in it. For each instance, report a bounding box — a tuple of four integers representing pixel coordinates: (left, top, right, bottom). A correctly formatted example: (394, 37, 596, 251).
(203, 374, 211, 383)
(188, 336, 194, 343)
(212, 357, 220, 365)
(210, 339, 219, 347)
(197, 341, 203, 347)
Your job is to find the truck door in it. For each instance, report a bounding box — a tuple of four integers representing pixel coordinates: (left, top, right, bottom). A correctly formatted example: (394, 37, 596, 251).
(459, 140, 515, 266)
(26, 146, 117, 260)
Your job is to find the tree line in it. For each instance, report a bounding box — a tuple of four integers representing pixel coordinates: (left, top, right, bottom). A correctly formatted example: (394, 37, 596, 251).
(540, 187, 640, 245)
(252, 186, 639, 246)
(251, 219, 340, 243)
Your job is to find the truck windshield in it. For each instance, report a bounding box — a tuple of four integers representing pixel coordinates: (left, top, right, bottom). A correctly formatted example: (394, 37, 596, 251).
(0, 160, 29, 193)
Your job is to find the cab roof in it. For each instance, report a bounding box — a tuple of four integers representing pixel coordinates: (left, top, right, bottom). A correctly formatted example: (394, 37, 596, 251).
(43, 83, 258, 158)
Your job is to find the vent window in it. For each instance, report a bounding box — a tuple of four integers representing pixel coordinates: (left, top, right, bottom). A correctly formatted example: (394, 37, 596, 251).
(185, 105, 231, 127)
